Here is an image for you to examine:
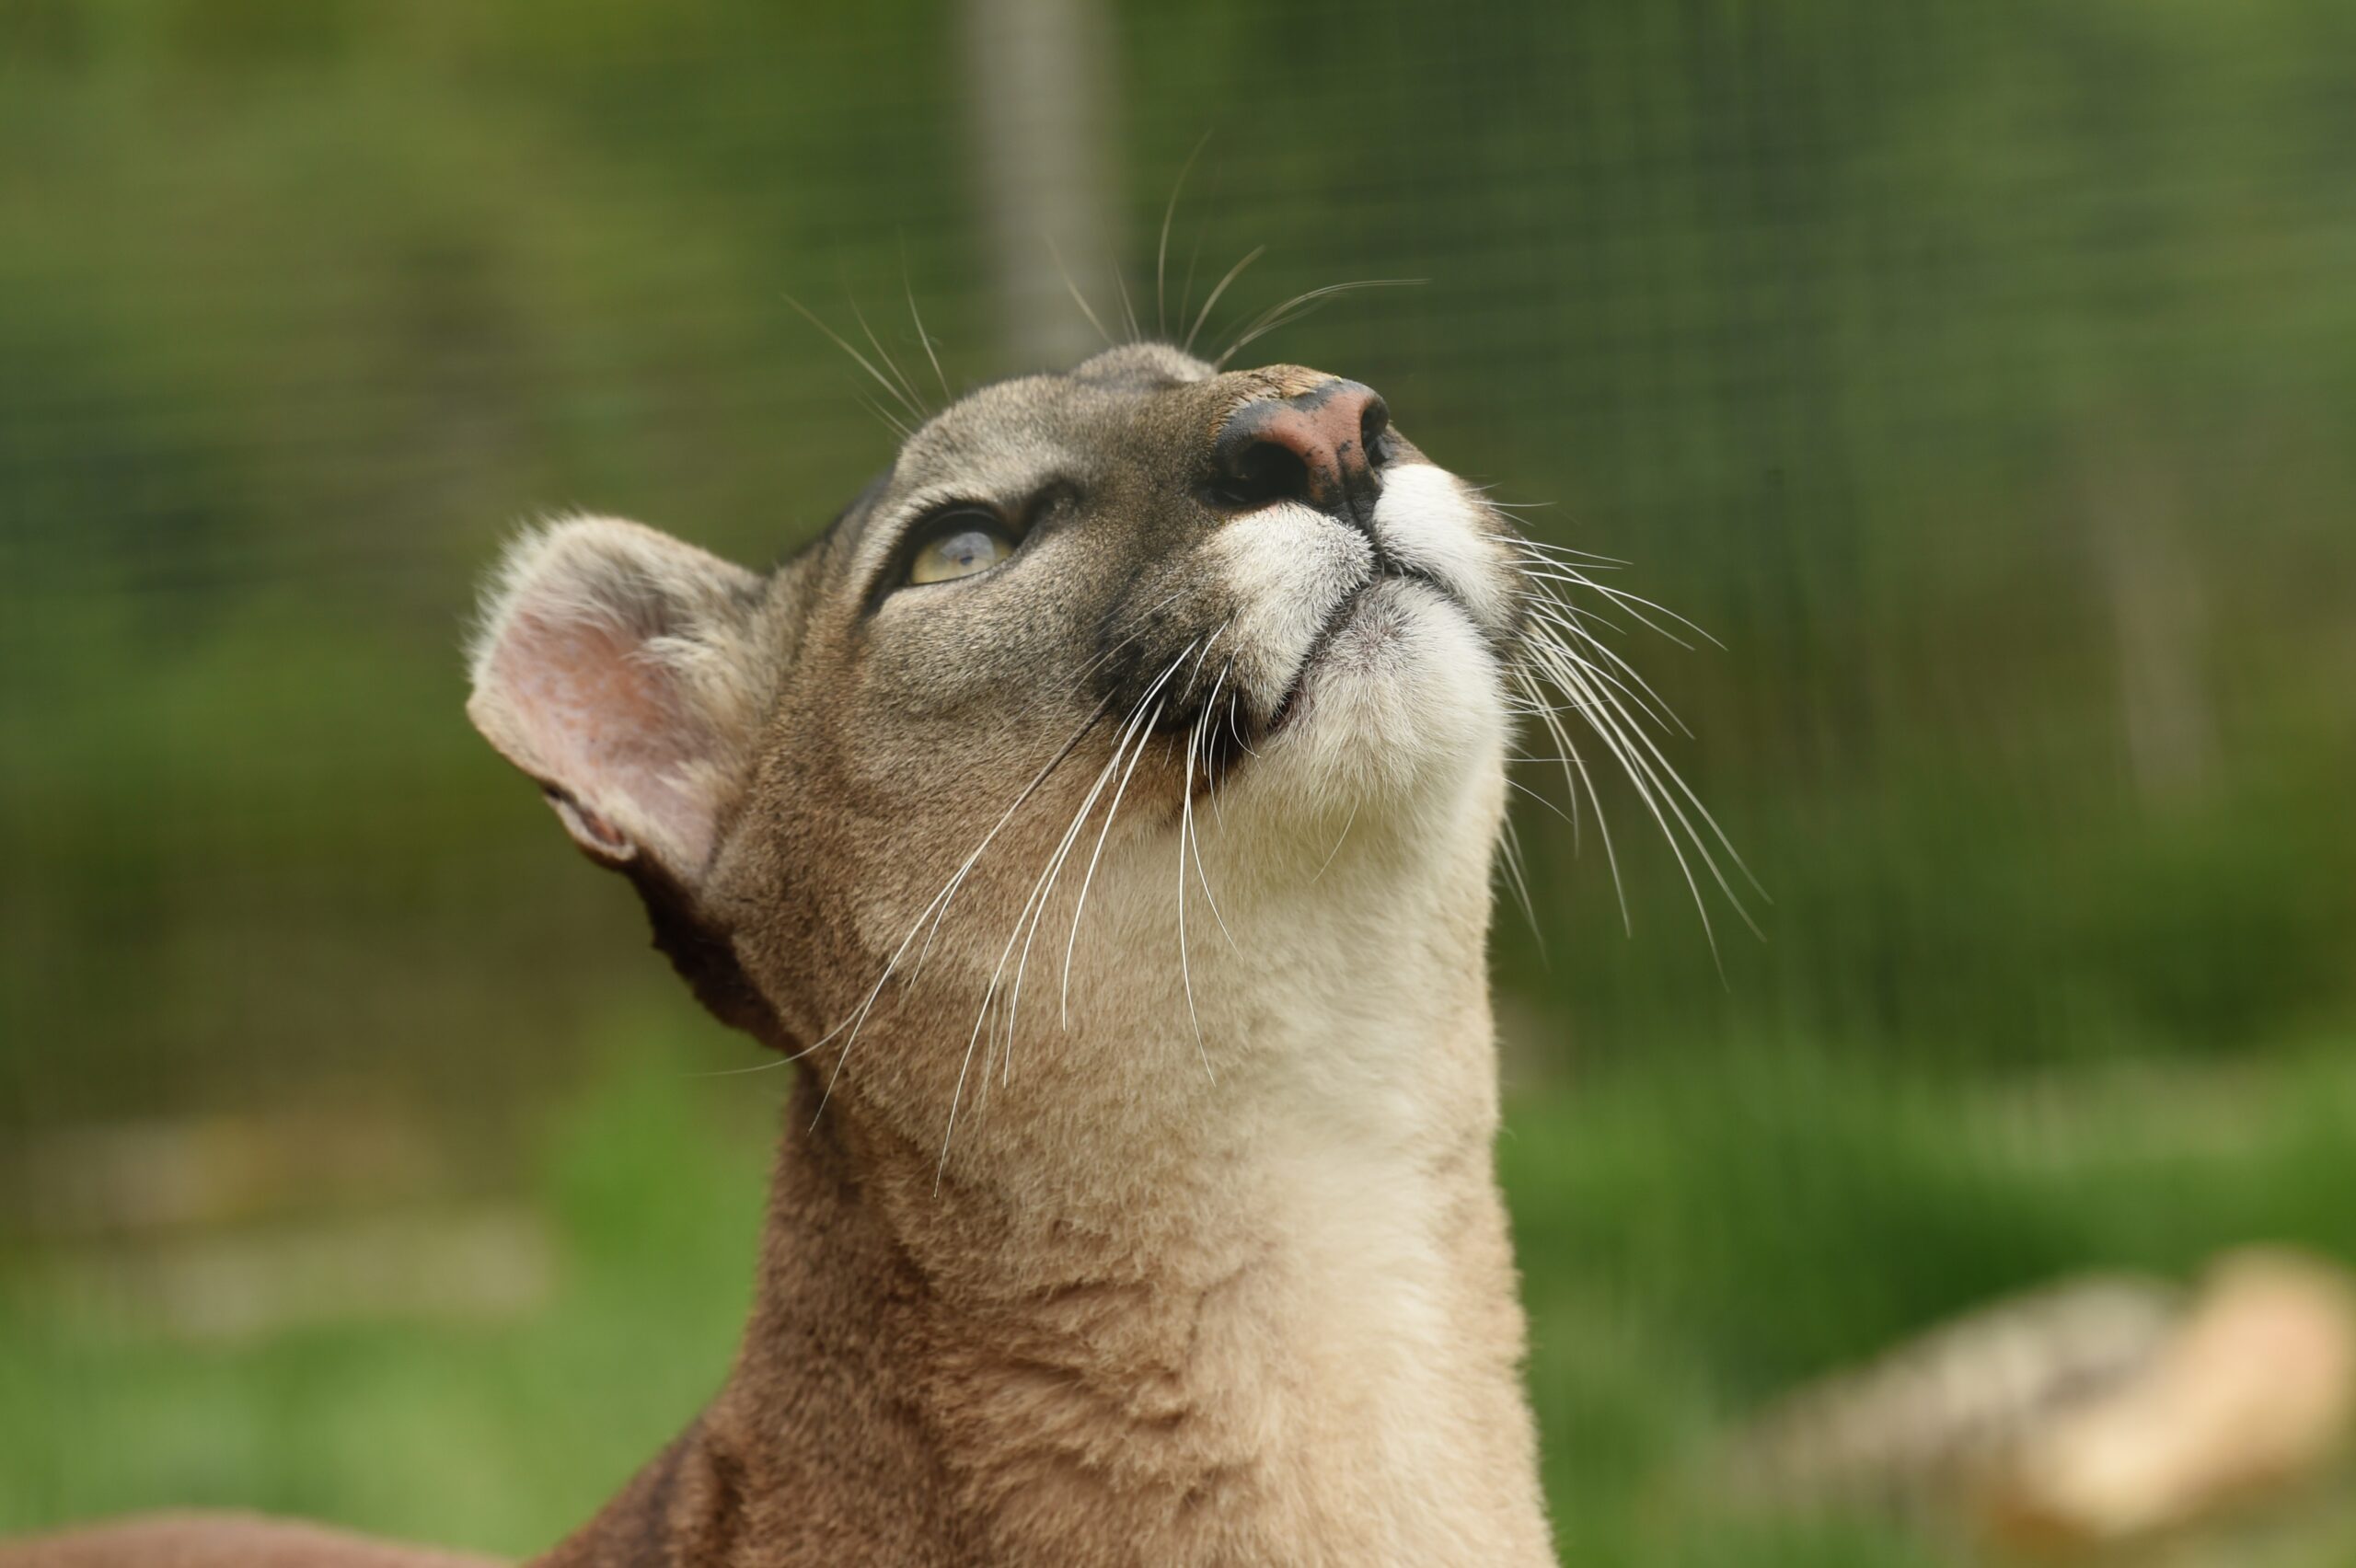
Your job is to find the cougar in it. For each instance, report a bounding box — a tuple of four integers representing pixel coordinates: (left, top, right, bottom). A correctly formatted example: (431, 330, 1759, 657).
(12, 340, 1725, 1565)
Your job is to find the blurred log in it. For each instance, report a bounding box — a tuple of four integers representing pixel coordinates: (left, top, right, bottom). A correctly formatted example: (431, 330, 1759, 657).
(1984, 1248, 2356, 1551)
(1725, 1274, 2184, 1509)
(1725, 1249, 2356, 1555)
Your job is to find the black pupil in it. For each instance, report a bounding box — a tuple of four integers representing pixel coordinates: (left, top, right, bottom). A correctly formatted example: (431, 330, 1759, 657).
(940, 528, 994, 571)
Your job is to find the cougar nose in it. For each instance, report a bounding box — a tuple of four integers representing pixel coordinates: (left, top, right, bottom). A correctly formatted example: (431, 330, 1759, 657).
(1210, 379, 1391, 523)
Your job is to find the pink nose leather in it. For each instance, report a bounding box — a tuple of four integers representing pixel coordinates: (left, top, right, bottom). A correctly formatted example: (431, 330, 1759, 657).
(1212, 379, 1390, 517)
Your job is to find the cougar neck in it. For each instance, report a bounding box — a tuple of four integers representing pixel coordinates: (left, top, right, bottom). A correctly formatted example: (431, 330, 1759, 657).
(544, 765, 1556, 1564)
(710, 994, 1552, 1565)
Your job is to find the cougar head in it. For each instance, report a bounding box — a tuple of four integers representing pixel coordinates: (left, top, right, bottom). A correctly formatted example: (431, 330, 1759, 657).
(468, 343, 1539, 1181)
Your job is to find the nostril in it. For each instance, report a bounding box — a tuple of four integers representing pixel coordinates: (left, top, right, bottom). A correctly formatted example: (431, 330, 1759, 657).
(1358, 397, 1392, 467)
(1215, 438, 1313, 511)
(1208, 383, 1387, 515)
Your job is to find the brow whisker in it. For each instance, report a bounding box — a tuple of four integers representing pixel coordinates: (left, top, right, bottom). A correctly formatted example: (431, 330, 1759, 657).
(1156, 134, 1210, 341)
(849, 294, 928, 421)
(902, 248, 953, 405)
(1112, 265, 1140, 344)
(788, 293, 928, 429)
(1047, 235, 1117, 350)
(859, 395, 914, 444)
(1184, 245, 1265, 355)
(1213, 279, 1424, 371)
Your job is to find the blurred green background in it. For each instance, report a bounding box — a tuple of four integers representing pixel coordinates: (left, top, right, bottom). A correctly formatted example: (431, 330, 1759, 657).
(4, 0, 2353, 1562)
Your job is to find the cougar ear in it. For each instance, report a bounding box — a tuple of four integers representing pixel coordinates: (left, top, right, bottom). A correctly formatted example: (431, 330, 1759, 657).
(467, 516, 771, 882)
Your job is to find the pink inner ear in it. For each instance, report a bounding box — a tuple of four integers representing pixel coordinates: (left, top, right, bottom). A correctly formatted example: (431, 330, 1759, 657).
(487, 611, 715, 869)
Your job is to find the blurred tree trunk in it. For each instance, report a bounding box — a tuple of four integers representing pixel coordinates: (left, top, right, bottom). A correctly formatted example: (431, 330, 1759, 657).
(960, 0, 1120, 372)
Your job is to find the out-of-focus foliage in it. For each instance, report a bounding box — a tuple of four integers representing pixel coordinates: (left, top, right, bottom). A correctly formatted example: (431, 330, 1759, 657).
(9, 1028, 2356, 1562)
(3, 0, 2352, 1561)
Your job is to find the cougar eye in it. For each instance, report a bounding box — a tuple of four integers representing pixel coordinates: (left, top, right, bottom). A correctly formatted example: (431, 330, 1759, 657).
(903, 511, 1017, 587)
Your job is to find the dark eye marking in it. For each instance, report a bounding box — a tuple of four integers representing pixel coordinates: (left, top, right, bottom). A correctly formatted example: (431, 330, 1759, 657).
(901, 510, 1019, 588)
(860, 505, 1019, 611)
(861, 480, 1081, 614)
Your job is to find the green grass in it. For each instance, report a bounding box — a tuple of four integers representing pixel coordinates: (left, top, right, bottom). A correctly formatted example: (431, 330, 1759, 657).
(6, 1034, 2356, 1563)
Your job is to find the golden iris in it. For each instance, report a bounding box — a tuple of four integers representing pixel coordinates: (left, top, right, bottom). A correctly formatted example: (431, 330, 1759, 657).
(906, 518, 1015, 585)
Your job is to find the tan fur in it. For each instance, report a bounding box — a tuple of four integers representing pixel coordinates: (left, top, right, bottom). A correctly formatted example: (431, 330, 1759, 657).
(9, 345, 1557, 1565)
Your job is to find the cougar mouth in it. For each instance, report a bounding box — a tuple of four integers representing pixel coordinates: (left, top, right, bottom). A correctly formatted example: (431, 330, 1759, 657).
(1264, 582, 1377, 739)
(1189, 564, 1470, 801)
(1277, 556, 1472, 718)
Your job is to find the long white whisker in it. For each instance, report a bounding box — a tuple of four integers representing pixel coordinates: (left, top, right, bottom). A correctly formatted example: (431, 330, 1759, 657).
(1003, 651, 1188, 1066)
(1525, 611, 1740, 882)
(1177, 705, 1213, 1080)
(1511, 536, 1634, 567)
(1516, 570, 1640, 632)
(1059, 688, 1172, 1029)
(1048, 644, 1196, 1029)
(1523, 628, 1750, 956)
(810, 698, 1112, 1125)
(1056, 582, 1199, 706)
(1498, 814, 1543, 951)
(1000, 740, 1129, 1081)
(1534, 604, 1697, 740)
(1523, 599, 1689, 734)
(1575, 580, 1726, 651)
(1513, 666, 1624, 929)
(1572, 649, 1763, 907)
(1523, 570, 1692, 652)
(941, 713, 1139, 1174)
(1192, 663, 1242, 921)
(1224, 680, 1259, 759)
(1306, 800, 1358, 882)
(907, 691, 1118, 985)
(1516, 548, 1724, 649)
